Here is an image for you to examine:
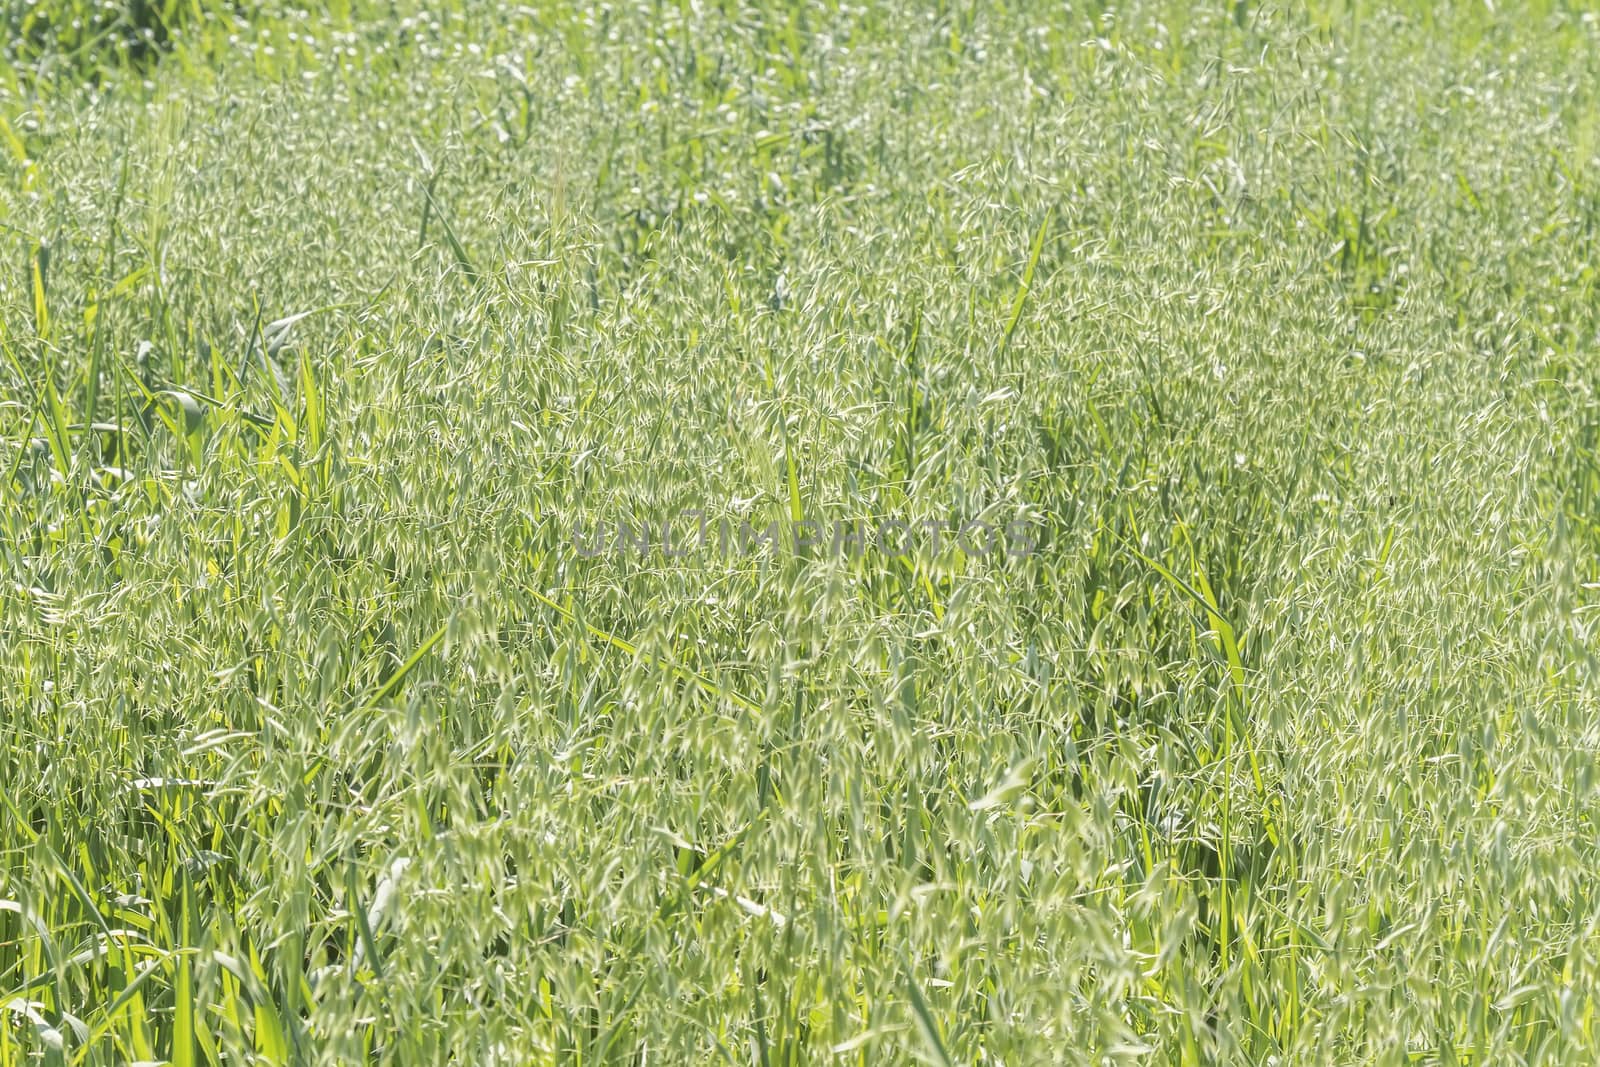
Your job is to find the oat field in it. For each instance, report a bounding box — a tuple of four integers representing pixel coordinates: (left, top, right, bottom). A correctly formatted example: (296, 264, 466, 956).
(3, 2, 1600, 1063)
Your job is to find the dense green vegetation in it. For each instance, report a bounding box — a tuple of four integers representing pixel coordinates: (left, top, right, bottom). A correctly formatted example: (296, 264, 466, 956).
(2, 1, 1599, 1062)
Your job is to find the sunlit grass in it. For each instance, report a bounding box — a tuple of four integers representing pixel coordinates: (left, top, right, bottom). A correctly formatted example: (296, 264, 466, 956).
(2, 1, 1600, 1063)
